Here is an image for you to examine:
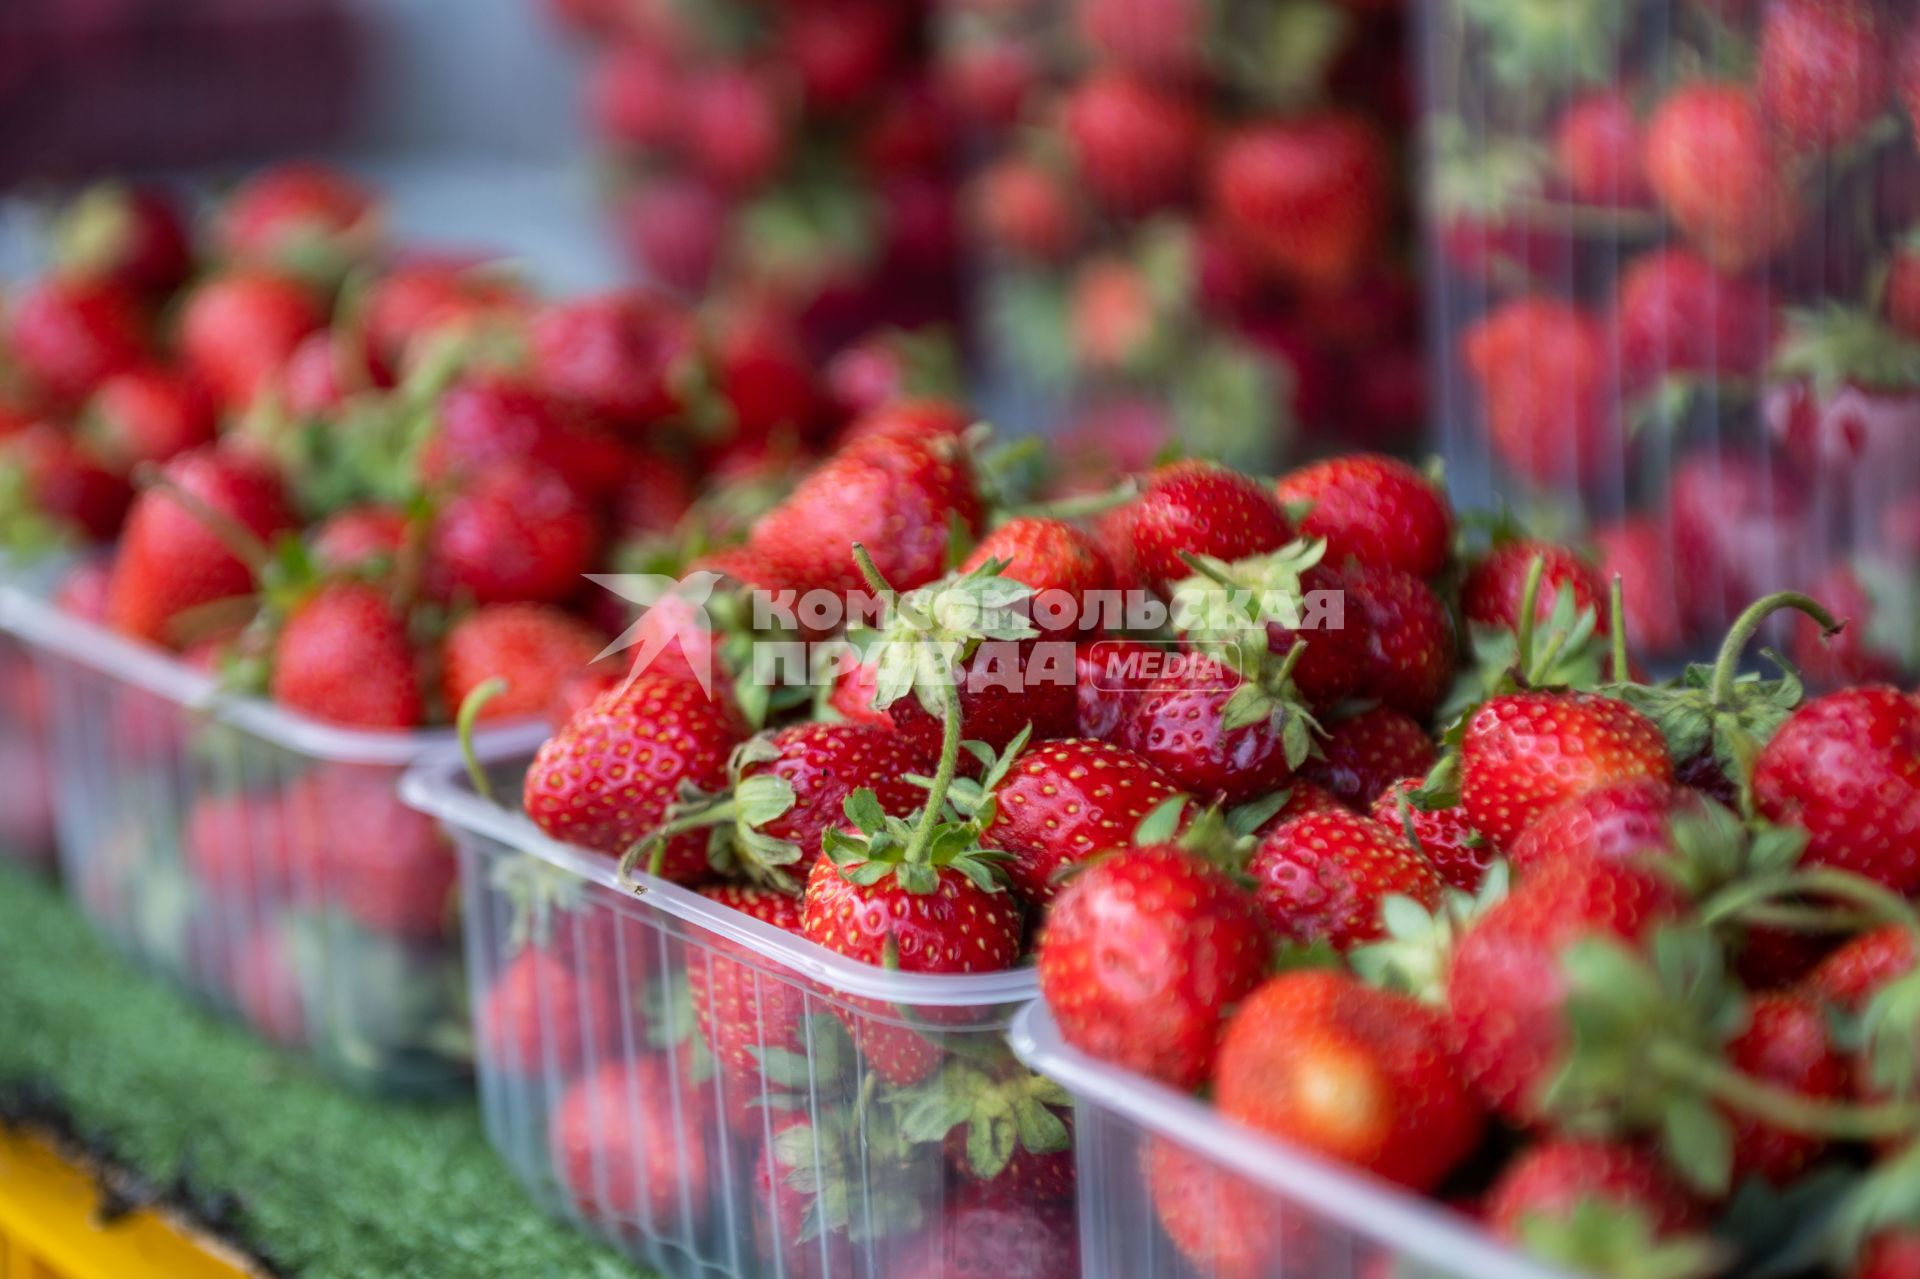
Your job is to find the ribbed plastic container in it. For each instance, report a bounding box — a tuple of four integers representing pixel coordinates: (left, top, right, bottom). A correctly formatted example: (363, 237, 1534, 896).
(1009, 1003, 1569, 1279)
(1421, 0, 1920, 674)
(0, 583, 547, 1093)
(402, 752, 1068, 1279)
(0, 631, 55, 874)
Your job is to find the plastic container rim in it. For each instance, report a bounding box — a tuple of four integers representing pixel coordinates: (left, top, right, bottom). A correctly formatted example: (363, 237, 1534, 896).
(402, 749, 1044, 1010)
(1007, 1002, 1577, 1279)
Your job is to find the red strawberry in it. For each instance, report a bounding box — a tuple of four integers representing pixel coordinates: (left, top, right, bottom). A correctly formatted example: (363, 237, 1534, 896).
(706, 303, 823, 448)
(550, 1058, 710, 1228)
(1667, 450, 1813, 636)
(311, 505, 410, 574)
(1341, 560, 1455, 720)
(55, 559, 112, 622)
(684, 65, 785, 192)
(960, 516, 1112, 634)
(1145, 1138, 1297, 1279)
(1125, 460, 1294, 591)
(1757, 0, 1890, 151)
(0, 423, 133, 543)
(1073, 638, 1165, 739)
(442, 604, 606, 724)
(526, 673, 744, 879)
(232, 926, 308, 1048)
(1371, 778, 1490, 893)
(106, 448, 295, 647)
(1592, 517, 1685, 658)
(1486, 1140, 1702, 1254)
(361, 257, 525, 383)
(832, 638, 1077, 765)
(1807, 925, 1913, 1014)
(1555, 91, 1650, 206)
(1644, 83, 1799, 272)
(51, 184, 192, 299)
(1447, 855, 1678, 1122)
(1115, 660, 1302, 807)
(1460, 691, 1673, 853)
(428, 460, 600, 606)
(1211, 115, 1390, 290)
(419, 372, 629, 501)
(479, 946, 618, 1078)
(1463, 297, 1617, 488)
(1070, 257, 1156, 371)
(1300, 706, 1436, 811)
(183, 789, 299, 902)
(528, 291, 694, 431)
(1247, 809, 1441, 950)
(280, 332, 353, 418)
(1616, 248, 1775, 390)
(972, 157, 1080, 261)
(1889, 243, 1920, 342)
(890, 1194, 1079, 1279)
(1790, 561, 1913, 690)
(179, 270, 326, 411)
(984, 737, 1187, 904)
(839, 397, 972, 449)
(783, 0, 908, 111)
(271, 582, 424, 729)
(940, 37, 1036, 130)
(1038, 843, 1269, 1089)
(1074, 0, 1205, 81)
(1860, 1232, 1920, 1279)
(1724, 993, 1849, 1186)
(1272, 453, 1453, 579)
(1753, 686, 1920, 894)
(6, 276, 151, 406)
(1216, 970, 1483, 1191)
(1463, 539, 1609, 636)
(687, 882, 809, 1084)
(1507, 778, 1697, 879)
(1061, 72, 1200, 214)
(217, 162, 378, 271)
(614, 176, 727, 295)
(284, 764, 454, 941)
(587, 41, 683, 149)
(86, 367, 218, 466)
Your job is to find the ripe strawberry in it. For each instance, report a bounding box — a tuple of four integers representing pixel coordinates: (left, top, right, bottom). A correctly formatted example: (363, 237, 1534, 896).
(527, 673, 743, 880)
(1125, 460, 1294, 591)
(6, 276, 151, 406)
(1038, 843, 1269, 1089)
(442, 604, 606, 724)
(550, 1058, 711, 1228)
(783, 0, 907, 111)
(1592, 517, 1685, 658)
(280, 332, 353, 418)
(1147, 1139, 1308, 1279)
(1300, 706, 1436, 810)
(960, 516, 1112, 634)
(1248, 810, 1442, 950)
(55, 558, 112, 621)
(85, 367, 218, 466)
(1507, 779, 1697, 879)
(51, 183, 192, 299)
(891, 1194, 1079, 1279)
(1075, 0, 1205, 81)
(1115, 661, 1302, 807)
(1272, 454, 1453, 579)
(1757, 0, 1890, 151)
(1486, 1140, 1702, 1255)
(1644, 83, 1799, 272)
(1073, 638, 1165, 739)
(479, 946, 619, 1078)
(706, 303, 824, 448)
(1447, 855, 1677, 1122)
(528, 291, 694, 431)
(1860, 1232, 1920, 1279)
(802, 852, 1022, 976)
(1463, 539, 1609, 636)
(1460, 691, 1673, 853)
(1070, 257, 1156, 371)
(1753, 686, 1920, 894)
(1216, 971, 1483, 1191)
(232, 926, 308, 1048)
(984, 737, 1187, 904)
(1341, 560, 1456, 719)
(1462, 297, 1616, 487)
(831, 638, 1077, 764)
(972, 157, 1080, 261)
(427, 460, 600, 606)
(106, 448, 295, 647)
(361, 257, 526, 383)
(217, 162, 378, 271)
(1211, 115, 1390, 290)
(687, 882, 809, 1084)
(586, 41, 683, 149)
(1790, 561, 1911, 690)
(271, 581, 424, 729)
(0, 423, 132, 543)
(1555, 91, 1650, 206)
(179, 270, 326, 411)
(1807, 925, 1913, 1014)
(420, 372, 629, 501)
(1371, 778, 1490, 893)
(1616, 248, 1775, 391)
(284, 764, 454, 941)
(614, 175, 727, 295)
(183, 789, 300, 902)
(684, 64, 785, 192)
(839, 397, 972, 449)
(1724, 993, 1849, 1186)
(940, 37, 1036, 130)
(310, 505, 410, 574)
(1061, 72, 1199, 213)
(1667, 450, 1813, 636)
(1889, 243, 1920, 342)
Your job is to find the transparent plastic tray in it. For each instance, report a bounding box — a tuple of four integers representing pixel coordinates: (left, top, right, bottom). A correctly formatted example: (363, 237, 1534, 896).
(1009, 1003, 1569, 1279)
(401, 752, 1065, 1279)
(0, 582, 547, 1093)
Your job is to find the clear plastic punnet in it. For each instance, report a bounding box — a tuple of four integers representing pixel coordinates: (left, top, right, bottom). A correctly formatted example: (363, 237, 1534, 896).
(401, 751, 1073, 1279)
(0, 631, 56, 873)
(0, 582, 547, 1093)
(1009, 1003, 1569, 1279)
(1421, 0, 1920, 677)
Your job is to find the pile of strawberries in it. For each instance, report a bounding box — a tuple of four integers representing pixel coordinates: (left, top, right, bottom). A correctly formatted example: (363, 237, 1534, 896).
(947, 0, 1421, 466)
(1437, 0, 1920, 682)
(546, 0, 965, 349)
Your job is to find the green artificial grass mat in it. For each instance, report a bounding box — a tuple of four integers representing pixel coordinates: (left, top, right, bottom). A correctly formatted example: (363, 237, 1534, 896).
(0, 863, 648, 1279)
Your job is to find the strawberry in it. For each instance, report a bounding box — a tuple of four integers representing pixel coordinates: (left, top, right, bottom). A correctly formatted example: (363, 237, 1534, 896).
(832, 638, 1077, 764)
(1211, 115, 1390, 290)
(442, 604, 606, 724)
(232, 926, 308, 1049)
(279, 332, 353, 418)
(1447, 855, 1677, 1122)
(983, 737, 1187, 905)
(420, 372, 630, 501)
(960, 516, 1112, 634)
(1644, 83, 1799, 272)
(271, 581, 424, 729)
(1555, 91, 1650, 207)
(1667, 450, 1813, 636)
(85, 367, 218, 467)
(50, 184, 192, 299)
(478, 946, 619, 1078)
(217, 162, 379, 273)
(1272, 453, 1453, 579)
(1371, 777, 1490, 893)
(586, 41, 683, 149)
(311, 505, 410, 574)
(684, 64, 785, 192)
(1507, 779, 1697, 879)
(6, 276, 151, 406)
(1144, 1138, 1296, 1279)
(1038, 843, 1269, 1089)
(614, 175, 727, 295)
(1341, 560, 1456, 719)
(1860, 1233, 1920, 1279)
(283, 764, 454, 941)
(550, 1058, 710, 1228)
(528, 291, 693, 431)
(784, 0, 907, 111)
(1807, 925, 1913, 1014)
(1074, 0, 1205, 81)
(525, 672, 745, 879)
(179, 270, 326, 411)
(1115, 659, 1306, 806)
(823, 334, 961, 424)
(1125, 460, 1294, 591)
(1300, 706, 1436, 810)
(752, 1111, 921, 1279)
(183, 789, 300, 902)
(839, 397, 972, 449)
(1463, 539, 1608, 636)
(1757, 0, 1890, 152)
(1462, 297, 1616, 487)
(891, 1195, 1079, 1279)
(1791, 560, 1913, 689)
(686, 882, 809, 1084)
(1216, 970, 1483, 1191)
(427, 459, 600, 606)
(0, 423, 132, 543)
(1486, 1140, 1705, 1269)
(1061, 72, 1199, 214)
(1889, 242, 1920, 342)
(106, 448, 296, 647)
(1616, 248, 1775, 390)
(1248, 810, 1442, 950)
(1073, 638, 1165, 739)
(1592, 517, 1685, 658)
(1723, 993, 1849, 1186)
(1070, 258, 1156, 371)
(56, 559, 112, 621)
(360, 257, 525, 383)
(1460, 691, 1673, 853)
(1752, 686, 1920, 894)
(972, 157, 1080, 261)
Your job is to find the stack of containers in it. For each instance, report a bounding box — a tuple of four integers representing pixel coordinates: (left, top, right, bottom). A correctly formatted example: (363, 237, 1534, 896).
(546, 0, 967, 353)
(936, 0, 1420, 470)
(1423, 0, 1920, 677)
(403, 754, 1066, 1279)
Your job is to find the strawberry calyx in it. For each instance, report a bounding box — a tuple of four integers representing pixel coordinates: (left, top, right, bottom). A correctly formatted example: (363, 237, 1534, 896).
(819, 786, 1011, 898)
(486, 847, 594, 954)
(621, 733, 811, 892)
(769, 1104, 925, 1246)
(895, 1061, 1073, 1180)
(1513, 1197, 1726, 1279)
(1349, 863, 1511, 1004)
(1451, 0, 1636, 91)
(1772, 304, 1920, 400)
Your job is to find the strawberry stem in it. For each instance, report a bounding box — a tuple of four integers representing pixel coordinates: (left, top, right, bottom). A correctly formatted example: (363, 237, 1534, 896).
(1608, 575, 1629, 683)
(618, 806, 723, 891)
(135, 465, 273, 579)
(1010, 477, 1139, 522)
(902, 679, 964, 866)
(1650, 1040, 1920, 1140)
(1513, 552, 1547, 684)
(1701, 867, 1920, 946)
(455, 678, 509, 805)
(1706, 592, 1843, 707)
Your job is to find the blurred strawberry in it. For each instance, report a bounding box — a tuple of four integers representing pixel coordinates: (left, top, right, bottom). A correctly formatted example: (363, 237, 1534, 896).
(6, 276, 151, 406)
(1555, 91, 1650, 207)
(1211, 114, 1389, 291)
(217, 161, 379, 276)
(0, 423, 132, 544)
(1757, 0, 1890, 152)
(429, 460, 600, 607)
(443, 604, 607, 724)
(1062, 72, 1199, 214)
(1463, 297, 1618, 489)
(1645, 83, 1799, 273)
(180, 270, 325, 412)
(1592, 517, 1685, 658)
(973, 156, 1080, 262)
(51, 183, 192, 299)
(783, 0, 908, 112)
(85, 367, 218, 467)
(614, 177, 728, 296)
(587, 40, 683, 150)
(529, 290, 695, 433)
(1615, 248, 1775, 391)
(684, 64, 786, 193)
